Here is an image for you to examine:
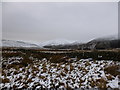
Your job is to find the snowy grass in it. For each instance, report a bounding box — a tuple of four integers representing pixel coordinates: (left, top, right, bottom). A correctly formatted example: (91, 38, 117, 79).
(1, 56, 120, 89)
(1, 48, 120, 89)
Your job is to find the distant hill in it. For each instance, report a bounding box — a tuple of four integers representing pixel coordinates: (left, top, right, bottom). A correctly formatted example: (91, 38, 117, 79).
(43, 35, 120, 50)
(40, 39, 81, 46)
(2, 39, 39, 48)
(2, 35, 119, 50)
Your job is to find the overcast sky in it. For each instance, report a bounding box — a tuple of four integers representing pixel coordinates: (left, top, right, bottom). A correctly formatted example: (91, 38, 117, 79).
(2, 2, 118, 43)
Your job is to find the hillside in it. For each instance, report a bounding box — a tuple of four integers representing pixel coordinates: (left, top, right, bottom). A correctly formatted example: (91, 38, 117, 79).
(2, 39, 39, 48)
(43, 36, 120, 50)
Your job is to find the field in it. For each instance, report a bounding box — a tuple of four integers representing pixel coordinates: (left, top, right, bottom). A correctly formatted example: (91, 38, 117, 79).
(1, 47, 120, 89)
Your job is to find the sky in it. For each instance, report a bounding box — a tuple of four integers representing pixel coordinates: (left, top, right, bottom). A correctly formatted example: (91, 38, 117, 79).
(2, 2, 118, 43)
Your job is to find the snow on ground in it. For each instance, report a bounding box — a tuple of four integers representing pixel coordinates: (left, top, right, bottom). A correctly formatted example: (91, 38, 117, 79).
(1, 57, 120, 89)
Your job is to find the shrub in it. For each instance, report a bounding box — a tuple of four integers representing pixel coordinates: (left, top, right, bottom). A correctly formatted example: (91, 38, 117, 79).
(2, 78, 10, 83)
(96, 78, 107, 88)
(104, 65, 120, 76)
(49, 55, 66, 63)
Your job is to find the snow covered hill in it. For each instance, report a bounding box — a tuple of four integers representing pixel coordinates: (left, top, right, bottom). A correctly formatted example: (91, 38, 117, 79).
(2, 39, 39, 48)
(89, 34, 118, 42)
(2, 35, 119, 49)
(1, 39, 80, 48)
(40, 39, 80, 46)
(43, 35, 119, 49)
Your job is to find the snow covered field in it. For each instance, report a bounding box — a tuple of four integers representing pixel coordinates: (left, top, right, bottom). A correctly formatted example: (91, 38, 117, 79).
(1, 56, 120, 89)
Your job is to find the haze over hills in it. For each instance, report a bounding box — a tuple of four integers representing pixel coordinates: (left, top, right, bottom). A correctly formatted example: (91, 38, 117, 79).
(1, 39, 81, 48)
(1, 35, 119, 49)
(40, 39, 82, 46)
(43, 35, 119, 49)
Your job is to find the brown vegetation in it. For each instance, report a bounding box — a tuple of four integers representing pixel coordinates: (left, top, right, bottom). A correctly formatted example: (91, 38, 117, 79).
(104, 65, 120, 76)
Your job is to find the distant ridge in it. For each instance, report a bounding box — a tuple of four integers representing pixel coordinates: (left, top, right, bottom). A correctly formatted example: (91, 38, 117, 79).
(43, 35, 120, 49)
(2, 35, 119, 49)
(2, 39, 39, 48)
(40, 39, 81, 46)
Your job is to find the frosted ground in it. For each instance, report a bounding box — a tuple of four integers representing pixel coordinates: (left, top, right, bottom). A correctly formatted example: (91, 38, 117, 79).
(1, 56, 120, 89)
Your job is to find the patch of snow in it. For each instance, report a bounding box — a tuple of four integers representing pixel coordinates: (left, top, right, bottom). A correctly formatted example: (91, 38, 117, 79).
(107, 76, 119, 88)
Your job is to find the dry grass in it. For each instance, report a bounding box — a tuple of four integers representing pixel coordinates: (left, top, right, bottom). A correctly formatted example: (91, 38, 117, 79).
(2, 78, 10, 83)
(104, 65, 120, 76)
(13, 71, 19, 75)
(1, 48, 120, 89)
(70, 64, 74, 71)
(27, 78, 33, 83)
(2, 52, 22, 58)
(39, 76, 45, 79)
(106, 74, 114, 80)
(49, 55, 66, 63)
(96, 78, 107, 88)
(85, 61, 91, 66)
